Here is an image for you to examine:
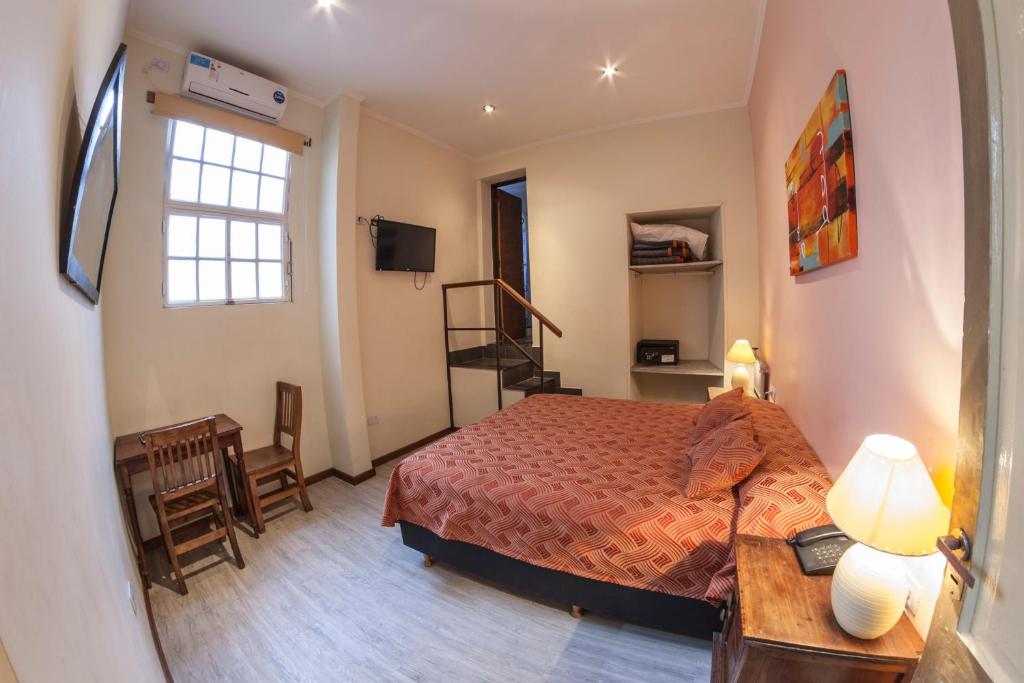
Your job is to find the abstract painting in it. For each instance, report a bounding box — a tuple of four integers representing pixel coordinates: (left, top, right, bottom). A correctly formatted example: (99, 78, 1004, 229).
(785, 70, 857, 275)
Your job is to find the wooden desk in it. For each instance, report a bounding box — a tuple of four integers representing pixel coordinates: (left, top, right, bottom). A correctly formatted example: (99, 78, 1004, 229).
(713, 535, 924, 682)
(114, 414, 246, 588)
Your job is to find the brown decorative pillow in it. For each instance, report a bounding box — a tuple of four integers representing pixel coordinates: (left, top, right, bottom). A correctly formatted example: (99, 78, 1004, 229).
(690, 387, 749, 444)
(685, 414, 766, 499)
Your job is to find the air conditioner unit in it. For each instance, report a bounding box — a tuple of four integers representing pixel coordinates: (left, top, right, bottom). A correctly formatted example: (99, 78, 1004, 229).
(181, 52, 287, 123)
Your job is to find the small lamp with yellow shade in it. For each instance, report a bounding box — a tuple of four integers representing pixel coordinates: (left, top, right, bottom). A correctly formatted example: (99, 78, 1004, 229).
(826, 434, 950, 639)
(726, 339, 757, 395)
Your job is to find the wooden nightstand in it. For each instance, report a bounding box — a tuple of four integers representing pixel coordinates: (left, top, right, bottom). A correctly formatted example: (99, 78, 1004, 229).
(707, 386, 732, 400)
(707, 387, 760, 401)
(713, 535, 924, 682)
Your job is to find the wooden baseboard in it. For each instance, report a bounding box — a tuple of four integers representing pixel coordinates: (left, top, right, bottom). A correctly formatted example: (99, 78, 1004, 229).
(142, 575, 174, 682)
(334, 468, 376, 485)
(371, 427, 457, 468)
(304, 468, 336, 486)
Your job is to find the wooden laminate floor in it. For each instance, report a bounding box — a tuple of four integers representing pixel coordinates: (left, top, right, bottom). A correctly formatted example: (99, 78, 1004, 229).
(149, 461, 713, 682)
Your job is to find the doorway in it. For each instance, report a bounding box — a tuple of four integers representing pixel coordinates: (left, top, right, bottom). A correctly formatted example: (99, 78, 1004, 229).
(491, 177, 531, 342)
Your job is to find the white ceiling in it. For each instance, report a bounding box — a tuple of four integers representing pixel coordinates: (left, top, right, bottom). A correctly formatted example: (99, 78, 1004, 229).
(127, 0, 765, 159)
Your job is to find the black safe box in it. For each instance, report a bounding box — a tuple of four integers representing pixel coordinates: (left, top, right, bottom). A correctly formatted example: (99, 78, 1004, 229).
(636, 339, 679, 365)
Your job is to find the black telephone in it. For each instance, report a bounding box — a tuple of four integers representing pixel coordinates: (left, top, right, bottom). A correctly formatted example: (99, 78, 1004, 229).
(787, 524, 855, 575)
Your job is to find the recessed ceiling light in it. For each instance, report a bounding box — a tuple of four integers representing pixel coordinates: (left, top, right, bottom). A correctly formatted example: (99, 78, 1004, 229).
(601, 65, 619, 78)
(482, 104, 496, 113)
(317, 0, 332, 7)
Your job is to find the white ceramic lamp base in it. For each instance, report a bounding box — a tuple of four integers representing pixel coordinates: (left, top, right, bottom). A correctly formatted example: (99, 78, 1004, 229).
(830, 543, 908, 639)
(730, 364, 751, 394)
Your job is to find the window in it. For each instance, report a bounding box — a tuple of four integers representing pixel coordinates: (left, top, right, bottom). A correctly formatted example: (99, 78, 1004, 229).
(163, 120, 291, 305)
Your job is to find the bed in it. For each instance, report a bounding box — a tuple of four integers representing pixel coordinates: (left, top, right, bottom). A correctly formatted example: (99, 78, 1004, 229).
(381, 393, 832, 637)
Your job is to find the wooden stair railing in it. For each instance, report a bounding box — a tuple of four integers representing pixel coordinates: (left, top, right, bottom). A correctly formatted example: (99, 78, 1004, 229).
(442, 279, 563, 428)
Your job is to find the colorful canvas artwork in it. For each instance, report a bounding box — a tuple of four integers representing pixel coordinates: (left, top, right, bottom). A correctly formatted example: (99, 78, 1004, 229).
(785, 70, 857, 275)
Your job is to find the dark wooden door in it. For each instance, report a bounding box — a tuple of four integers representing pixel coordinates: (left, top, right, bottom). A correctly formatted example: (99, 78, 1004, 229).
(492, 186, 526, 340)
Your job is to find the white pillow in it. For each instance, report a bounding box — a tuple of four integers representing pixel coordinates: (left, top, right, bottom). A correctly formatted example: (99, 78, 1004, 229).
(630, 222, 709, 260)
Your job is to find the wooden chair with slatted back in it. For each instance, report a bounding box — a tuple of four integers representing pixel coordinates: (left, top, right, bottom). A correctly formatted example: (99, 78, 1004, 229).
(144, 416, 245, 595)
(240, 382, 313, 534)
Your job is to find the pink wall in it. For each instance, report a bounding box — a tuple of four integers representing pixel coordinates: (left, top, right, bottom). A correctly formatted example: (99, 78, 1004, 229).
(748, 0, 963, 500)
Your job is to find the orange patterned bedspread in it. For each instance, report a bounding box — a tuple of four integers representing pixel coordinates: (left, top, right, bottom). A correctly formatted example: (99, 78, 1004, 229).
(382, 394, 831, 603)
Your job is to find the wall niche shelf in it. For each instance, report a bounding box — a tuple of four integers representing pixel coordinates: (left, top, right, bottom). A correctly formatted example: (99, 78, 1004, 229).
(629, 260, 723, 275)
(627, 204, 727, 403)
(630, 361, 723, 377)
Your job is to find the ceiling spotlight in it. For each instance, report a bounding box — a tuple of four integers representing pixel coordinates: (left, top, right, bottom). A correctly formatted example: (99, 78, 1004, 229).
(317, 0, 333, 7)
(601, 65, 619, 78)
(482, 104, 496, 113)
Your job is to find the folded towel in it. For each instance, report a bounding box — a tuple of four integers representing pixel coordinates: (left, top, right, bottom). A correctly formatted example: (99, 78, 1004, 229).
(632, 246, 687, 258)
(630, 223, 709, 260)
(631, 255, 687, 265)
(631, 239, 685, 250)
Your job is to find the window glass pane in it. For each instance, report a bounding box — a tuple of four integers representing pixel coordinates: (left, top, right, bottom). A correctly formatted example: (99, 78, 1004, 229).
(258, 262, 283, 299)
(165, 121, 291, 307)
(198, 217, 226, 258)
(231, 261, 257, 299)
(167, 214, 197, 257)
(198, 260, 226, 301)
(261, 146, 288, 177)
(233, 137, 262, 172)
(167, 259, 196, 303)
(168, 159, 200, 202)
(230, 170, 259, 210)
(258, 223, 282, 260)
(231, 221, 256, 259)
(172, 121, 204, 160)
(203, 128, 234, 166)
(199, 164, 230, 206)
(259, 176, 285, 214)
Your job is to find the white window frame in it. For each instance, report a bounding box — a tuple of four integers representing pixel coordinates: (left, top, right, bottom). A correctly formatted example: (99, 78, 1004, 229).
(161, 120, 293, 307)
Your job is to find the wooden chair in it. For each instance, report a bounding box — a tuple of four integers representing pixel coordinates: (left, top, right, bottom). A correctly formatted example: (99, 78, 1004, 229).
(144, 417, 245, 595)
(237, 382, 313, 535)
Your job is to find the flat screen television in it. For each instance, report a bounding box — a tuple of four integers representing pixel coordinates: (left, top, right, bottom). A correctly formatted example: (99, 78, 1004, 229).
(375, 220, 436, 273)
(60, 43, 127, 304)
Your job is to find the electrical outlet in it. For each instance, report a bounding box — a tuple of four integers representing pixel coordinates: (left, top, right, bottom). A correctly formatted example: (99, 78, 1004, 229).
(367, 415, 380, 426)
(905, 571, 923, 617)
(126, 579, 138, 616)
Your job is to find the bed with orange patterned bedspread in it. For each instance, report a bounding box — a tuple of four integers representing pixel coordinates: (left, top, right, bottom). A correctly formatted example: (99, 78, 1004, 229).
(381, 393, 832, 604)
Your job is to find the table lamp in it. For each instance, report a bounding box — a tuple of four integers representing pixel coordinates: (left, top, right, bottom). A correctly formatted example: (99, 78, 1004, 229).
(726, 339, 757, 395)
(826, 434, 950, 639)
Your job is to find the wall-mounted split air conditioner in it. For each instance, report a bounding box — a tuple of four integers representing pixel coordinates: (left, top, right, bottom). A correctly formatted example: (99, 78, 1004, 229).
(181, 52, 287, 123)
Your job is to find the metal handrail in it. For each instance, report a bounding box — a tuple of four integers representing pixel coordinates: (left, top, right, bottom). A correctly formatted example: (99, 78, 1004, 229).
(442, 279, 563, 338)
(441, 278, 562, 428)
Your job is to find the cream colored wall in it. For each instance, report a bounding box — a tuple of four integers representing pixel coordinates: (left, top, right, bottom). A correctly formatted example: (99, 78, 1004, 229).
(355, 113, 479, 456)
(102, 34, 332, 538)
(450, 368, 523, 428)
(474, 109, 760, 399)
(749, 0, 963, 493)
(0, 1, 164, 680)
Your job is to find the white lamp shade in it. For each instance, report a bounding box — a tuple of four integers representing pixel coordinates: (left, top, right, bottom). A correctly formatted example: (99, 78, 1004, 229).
(826, 434, 950, 556)
(726, 339, 757, 364)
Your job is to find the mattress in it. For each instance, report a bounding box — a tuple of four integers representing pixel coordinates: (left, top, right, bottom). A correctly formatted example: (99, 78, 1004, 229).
(382, 393, 832, 603)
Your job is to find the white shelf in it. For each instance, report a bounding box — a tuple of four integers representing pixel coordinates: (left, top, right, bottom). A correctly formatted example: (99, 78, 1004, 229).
(629, 260, 723, 275)
(630, 360, 724, 377)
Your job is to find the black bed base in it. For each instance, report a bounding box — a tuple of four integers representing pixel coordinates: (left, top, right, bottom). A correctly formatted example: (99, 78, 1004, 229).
(398, 522, 722, 640)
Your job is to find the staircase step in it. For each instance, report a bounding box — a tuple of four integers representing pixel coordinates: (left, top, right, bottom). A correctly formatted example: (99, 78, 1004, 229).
(451, 357, 532, 370)
(505, 372, 560, 396)
(484, 341, 540, 361)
